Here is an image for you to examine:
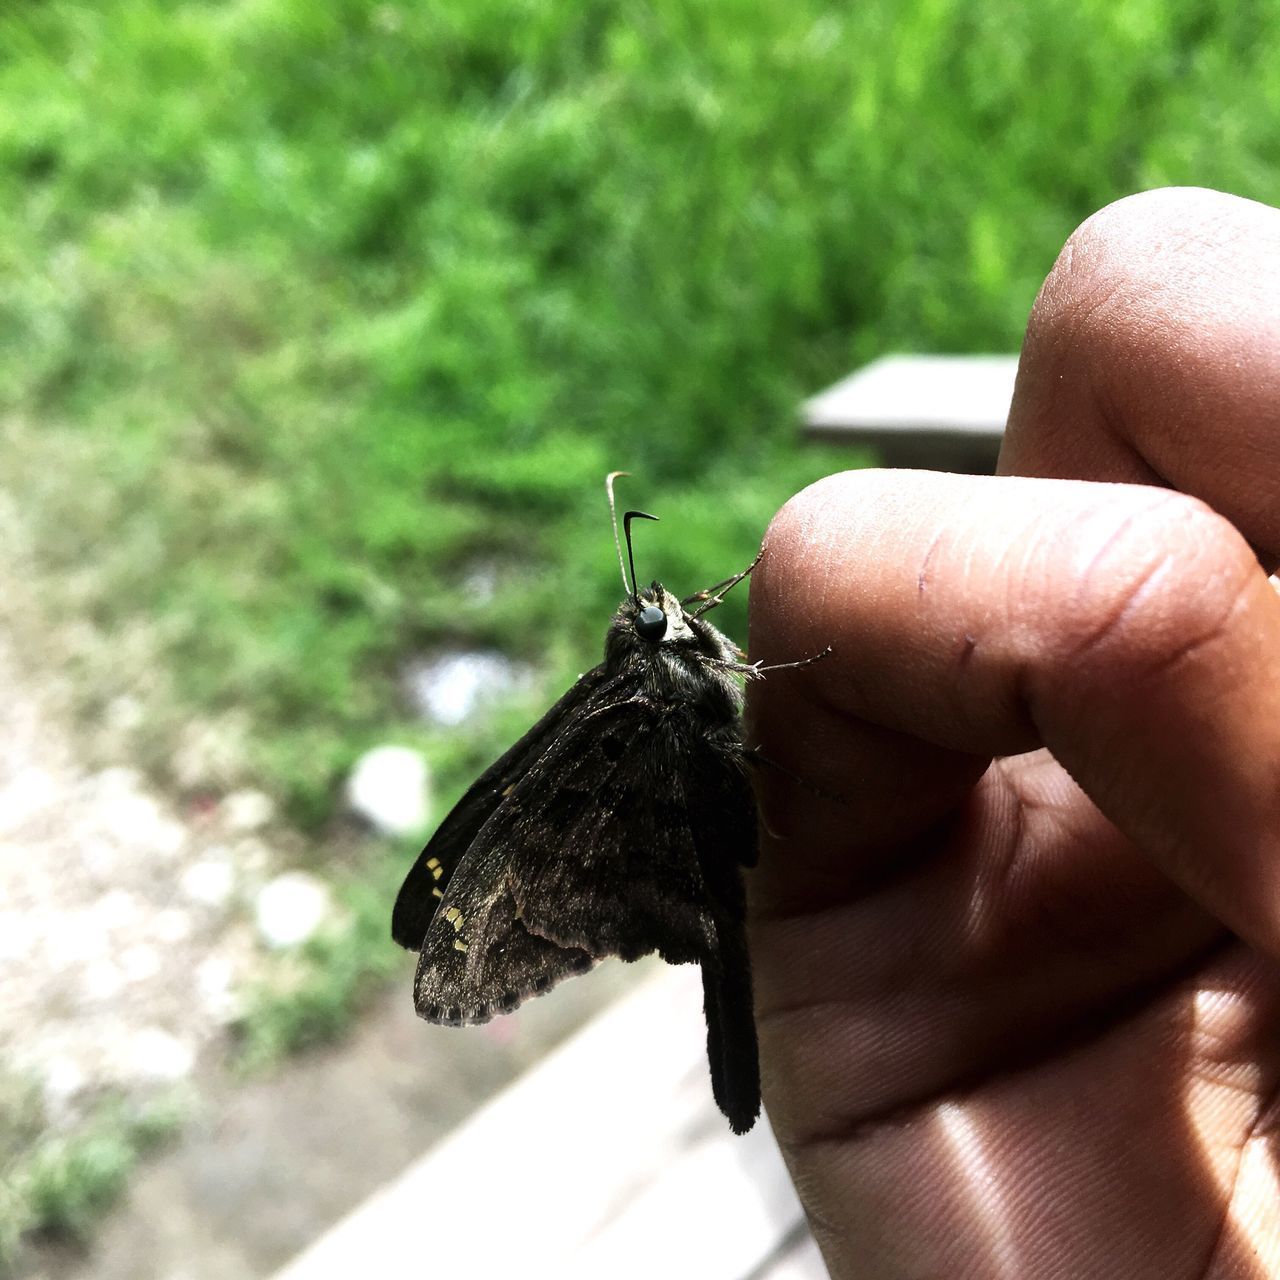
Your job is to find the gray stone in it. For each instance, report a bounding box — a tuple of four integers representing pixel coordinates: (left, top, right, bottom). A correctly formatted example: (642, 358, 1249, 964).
(344, 745, 430, 837)
(402, 649, 536, 727)
(172, 713, 250, 790)
(83, 959, 127, 1003)
(120, 943, 163, 984)
(221, 789, 275, 834)
(254, 871, 332, 949)
(180, 853, 236, 909)
(41, 1052, 89, 1120)
(99, 790, 186, 859)
(153, 907, 194, 944)
(124, 1027, 195, 1083)
(93, 888, 146, 931)
(0, 765, 58, 836)
(195, 954, 239, 1023)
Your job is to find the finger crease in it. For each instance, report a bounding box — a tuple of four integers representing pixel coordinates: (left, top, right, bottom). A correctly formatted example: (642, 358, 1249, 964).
(777, 931, 1233, 1151)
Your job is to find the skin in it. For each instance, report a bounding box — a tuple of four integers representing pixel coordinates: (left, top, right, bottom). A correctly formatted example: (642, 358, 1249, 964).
(746, 187, 1280, 1279)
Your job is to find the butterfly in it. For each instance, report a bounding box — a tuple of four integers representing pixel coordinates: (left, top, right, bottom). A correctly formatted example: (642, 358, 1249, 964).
(392, 473, 823, 1133)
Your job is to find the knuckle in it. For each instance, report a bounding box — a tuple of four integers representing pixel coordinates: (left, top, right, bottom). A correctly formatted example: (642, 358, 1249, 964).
(1027, 209, 1145, 366)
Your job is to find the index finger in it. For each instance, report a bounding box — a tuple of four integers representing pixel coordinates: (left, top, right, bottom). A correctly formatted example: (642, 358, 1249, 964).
(746, 468, 1280, 960)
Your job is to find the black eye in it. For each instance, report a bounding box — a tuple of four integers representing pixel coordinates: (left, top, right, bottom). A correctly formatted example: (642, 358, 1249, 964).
(635, 605, 667, 642)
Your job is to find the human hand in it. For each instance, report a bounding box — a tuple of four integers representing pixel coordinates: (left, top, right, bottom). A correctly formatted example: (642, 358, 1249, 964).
(747, 187, 1280, 1279)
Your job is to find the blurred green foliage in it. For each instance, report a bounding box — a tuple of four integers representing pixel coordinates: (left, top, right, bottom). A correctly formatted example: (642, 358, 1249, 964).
(234, 849, 413, 1069)
(1, 0, 1278, 822)
(0, 1081, 184, 1264)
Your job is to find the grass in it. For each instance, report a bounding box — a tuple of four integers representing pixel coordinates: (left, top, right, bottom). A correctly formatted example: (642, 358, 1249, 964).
(233, 847, 414, 1070)
(0, 1080, 185, 1268)
(3, 0, 1280, 1251)
(4, 0, 1279, 827)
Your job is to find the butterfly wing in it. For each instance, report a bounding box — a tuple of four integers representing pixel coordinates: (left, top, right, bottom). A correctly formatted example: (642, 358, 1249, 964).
(412, 693, 742, 1004)
(497, 696, 729, 964)
(391, 664, 615, 950)
(413, 873, 594, 1025)
(406, 671, 763, 1131)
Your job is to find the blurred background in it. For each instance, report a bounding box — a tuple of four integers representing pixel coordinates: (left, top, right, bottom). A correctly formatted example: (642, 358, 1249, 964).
(2, 1, 1278, 1275)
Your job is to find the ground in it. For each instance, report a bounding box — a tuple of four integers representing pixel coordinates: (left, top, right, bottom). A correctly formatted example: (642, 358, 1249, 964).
(0, 579, 643, 1278)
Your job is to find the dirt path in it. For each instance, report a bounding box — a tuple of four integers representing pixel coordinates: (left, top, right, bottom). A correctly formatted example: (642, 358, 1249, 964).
(17, 967, 640, 1280)
(0, 603, 642, 1279)
(0, 622, 256, 1127)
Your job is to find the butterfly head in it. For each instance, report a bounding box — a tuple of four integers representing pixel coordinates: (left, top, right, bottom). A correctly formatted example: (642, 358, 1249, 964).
(606, 582, 737, 668)
(626, 582, 689, 647)
(602, 476, 740, 676)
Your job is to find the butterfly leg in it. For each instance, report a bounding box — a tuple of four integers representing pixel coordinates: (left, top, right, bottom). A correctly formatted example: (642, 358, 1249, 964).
(681, 575, 739, 606)
(748, 645, 833, 675)
(705, 645, 833, 681)
(683, 548, 765, 619)
(743, 743, 846, 804)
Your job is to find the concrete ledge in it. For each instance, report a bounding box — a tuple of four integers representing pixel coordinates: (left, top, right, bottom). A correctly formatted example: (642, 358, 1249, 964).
(803, 353, 1020, 473)
(270, 966, 824, 1280)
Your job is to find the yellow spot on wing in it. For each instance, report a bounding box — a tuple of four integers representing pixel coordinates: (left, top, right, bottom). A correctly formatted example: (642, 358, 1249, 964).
(453, 939, 468, 953)
(431, 887, 443, 899)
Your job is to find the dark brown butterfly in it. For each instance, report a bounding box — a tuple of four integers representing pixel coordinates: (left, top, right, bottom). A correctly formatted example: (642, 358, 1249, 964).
(392, 474, 821, 1133)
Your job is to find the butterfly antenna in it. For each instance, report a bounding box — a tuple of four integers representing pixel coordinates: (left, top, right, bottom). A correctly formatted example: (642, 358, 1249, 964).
(605, 471, 631, 597)
(622, 510, 660, 604)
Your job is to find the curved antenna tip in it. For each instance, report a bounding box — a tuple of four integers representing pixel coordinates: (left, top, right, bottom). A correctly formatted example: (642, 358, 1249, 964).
(621, 510, 659, 604)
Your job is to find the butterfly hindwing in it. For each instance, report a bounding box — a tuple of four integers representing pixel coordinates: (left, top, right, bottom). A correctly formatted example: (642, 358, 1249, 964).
(390, 664, 614, 950)
(414, 870, 593, 1025)
(433, 685, 763, 1128)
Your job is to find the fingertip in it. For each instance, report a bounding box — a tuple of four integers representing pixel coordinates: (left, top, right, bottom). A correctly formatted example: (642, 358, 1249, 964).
(752, 468, 896, 663)
(753, 472, 843, 617)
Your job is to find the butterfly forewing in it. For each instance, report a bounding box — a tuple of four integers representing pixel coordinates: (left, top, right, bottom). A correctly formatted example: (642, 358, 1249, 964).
(699, 914, 759, 1134)
(683, 728, 761, 1132)
(391, 665, 615, 950)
